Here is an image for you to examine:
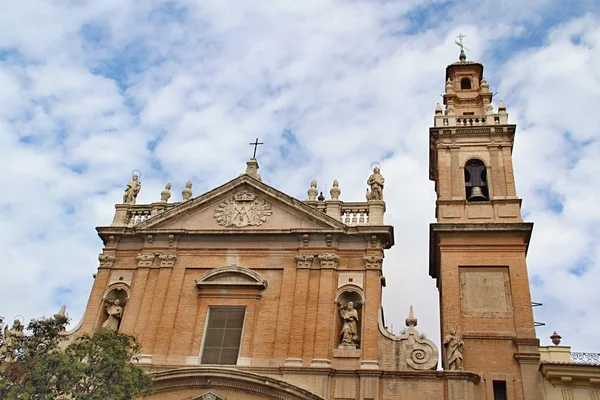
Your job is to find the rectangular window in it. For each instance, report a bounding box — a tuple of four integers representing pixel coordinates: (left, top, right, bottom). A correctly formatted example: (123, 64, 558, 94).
(493, 380, 507, 400)
(201, 306, 246, 365)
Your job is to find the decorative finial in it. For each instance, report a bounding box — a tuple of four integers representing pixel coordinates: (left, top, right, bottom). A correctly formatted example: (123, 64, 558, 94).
(182, 181, 193, 201)
(435, 103, 443, 115)
(317, 192, 325, 201)
(54, 305, 68, 326)
(498, 100, 507, 113)
(405, 305, 418, 328)
(307, 180, 318, 200)
(454, 33, 469, 62)
(330, 179, 341, 200)
(550, 331, 562, 346)
(161, 183, 172, 202)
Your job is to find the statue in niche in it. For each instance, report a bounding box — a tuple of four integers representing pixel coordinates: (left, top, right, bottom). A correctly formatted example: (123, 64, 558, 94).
(101, 298, 125, 331)
(443, 329, 464, 370)
(367, 167, 384, 200)
(0, 319, 24, 362)
(339, 301, 360, 346)
(123, 174, 141, 205)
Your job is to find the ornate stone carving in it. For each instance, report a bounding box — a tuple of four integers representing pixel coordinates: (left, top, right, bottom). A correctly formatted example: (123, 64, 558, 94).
(318, 253, 339, 269)
(326, 234, 333, 247)
(295, 253, 314, 268)
(214, 191, 272, 228)
(366, 167, 384, 201)
(182, 181, 193, 201)
(98, 254, 116, 268)
(161, 183, 172, 202)
(197, 392, 226, 400)
(158, 253, 178, 267)
(380, 306, 439, 371)
(444, 329, 464, 371)
(123, 174, 141, 205)
(137, 252, 156, 267)
(363, 254, 383, 269)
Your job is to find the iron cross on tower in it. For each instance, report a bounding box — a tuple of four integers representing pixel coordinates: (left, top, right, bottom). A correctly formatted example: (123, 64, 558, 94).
(249, 138, 264, 158)
(454, 33, 470, 61)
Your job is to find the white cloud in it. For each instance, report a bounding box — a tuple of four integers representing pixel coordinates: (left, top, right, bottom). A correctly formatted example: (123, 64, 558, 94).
(1, 1, 599, 358)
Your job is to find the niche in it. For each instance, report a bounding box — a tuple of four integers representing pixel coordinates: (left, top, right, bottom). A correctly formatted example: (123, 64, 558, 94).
(98, 285, 129, 332)
(335, 288, 364, 349)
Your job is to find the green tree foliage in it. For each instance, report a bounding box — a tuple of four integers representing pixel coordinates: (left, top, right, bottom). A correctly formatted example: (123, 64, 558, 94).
(0, 315, 152, 399)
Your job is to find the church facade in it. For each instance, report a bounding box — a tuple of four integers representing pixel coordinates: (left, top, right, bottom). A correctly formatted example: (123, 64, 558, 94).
(72, 55, 543, 399)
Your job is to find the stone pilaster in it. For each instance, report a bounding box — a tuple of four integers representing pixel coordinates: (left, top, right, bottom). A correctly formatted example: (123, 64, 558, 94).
(295, 253, 314, 269)
(318, 253, 339, 269)
(158, 253, 177, 267)
(137, 252, 156, 267)
(98, 253, 116, 268)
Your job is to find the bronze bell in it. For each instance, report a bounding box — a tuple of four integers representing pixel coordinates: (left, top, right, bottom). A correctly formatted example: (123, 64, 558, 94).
(468, 186, 487, 201)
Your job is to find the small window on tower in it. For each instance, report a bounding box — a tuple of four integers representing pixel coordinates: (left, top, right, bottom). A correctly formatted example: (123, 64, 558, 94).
(464, 159, 489, 201)
(461, 77, 472, 90)
(201, 306, 246, 365)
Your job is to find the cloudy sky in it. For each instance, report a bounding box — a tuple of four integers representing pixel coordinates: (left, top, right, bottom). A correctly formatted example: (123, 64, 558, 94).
(1, 0, 599, 354)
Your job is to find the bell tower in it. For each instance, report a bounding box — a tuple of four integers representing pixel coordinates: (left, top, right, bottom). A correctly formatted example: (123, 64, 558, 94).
(429, 51, 542, 400)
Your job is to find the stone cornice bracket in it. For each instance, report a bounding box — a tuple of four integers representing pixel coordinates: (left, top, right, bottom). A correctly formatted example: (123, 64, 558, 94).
(137, 252, 157, 267)
(318, 253, 339, 269)
(363, 254, 383, 270)
(98, 253, 117, 268)
(295, 253, 314, 269)
(158, 253, 178, 267)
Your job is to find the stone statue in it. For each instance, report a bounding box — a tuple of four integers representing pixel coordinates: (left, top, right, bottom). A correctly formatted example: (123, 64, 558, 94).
(307, 180, 318, 201)
(123, 174, 141, 205)
(443, 329, 464, 371)
(182, 181, 193, 201)
(330, 179, 341, 200)
(0, 319, 24, 362)
(367, 167, 384, 201)
(161, 183, 172, 202)
(101, 298, 124, 332)
(339, 301, 360, 346)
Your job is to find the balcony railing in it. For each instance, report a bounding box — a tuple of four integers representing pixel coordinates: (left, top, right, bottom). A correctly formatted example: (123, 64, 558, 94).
(571, 352, 600, 365)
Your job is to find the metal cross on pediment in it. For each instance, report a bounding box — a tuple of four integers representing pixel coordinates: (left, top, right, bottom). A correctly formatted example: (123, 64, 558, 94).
(249, 138, 263, 158)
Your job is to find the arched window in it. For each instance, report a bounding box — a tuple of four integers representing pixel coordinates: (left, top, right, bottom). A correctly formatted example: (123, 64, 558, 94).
(464, 159, 489, 201)
(461, 77, 472, 90)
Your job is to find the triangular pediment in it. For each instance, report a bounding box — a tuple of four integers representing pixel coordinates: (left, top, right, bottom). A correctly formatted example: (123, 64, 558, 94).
(134, 175, 347, 232)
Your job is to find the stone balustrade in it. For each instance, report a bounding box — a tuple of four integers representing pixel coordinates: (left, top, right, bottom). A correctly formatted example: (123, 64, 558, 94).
(126, 206, 153, 226)
(111, 196, 385, 228)
(340, 203, 369, 225)
(434, 112, 508, 128)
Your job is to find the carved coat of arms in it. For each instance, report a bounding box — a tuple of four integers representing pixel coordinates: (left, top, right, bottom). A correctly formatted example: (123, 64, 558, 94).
(214, 191, 272, 227)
